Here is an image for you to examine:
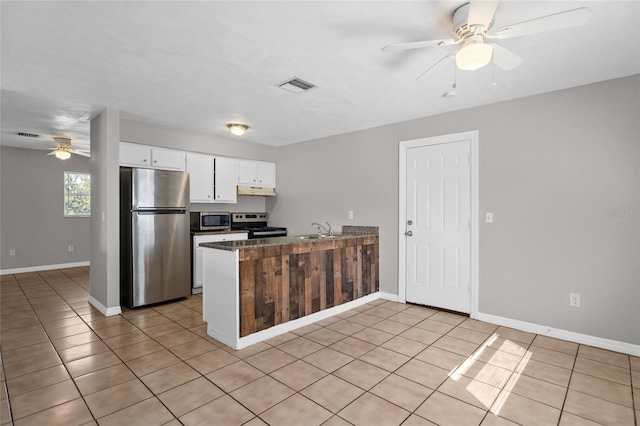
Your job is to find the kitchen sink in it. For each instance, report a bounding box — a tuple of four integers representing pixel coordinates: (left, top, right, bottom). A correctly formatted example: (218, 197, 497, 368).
(298, 234, 336, 240)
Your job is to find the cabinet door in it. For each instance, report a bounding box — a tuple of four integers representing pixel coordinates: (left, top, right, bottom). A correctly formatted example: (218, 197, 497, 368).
(120, 142, 152, 168)
(237, 159, 257, 185)
(193, 233, 247, 289)
(151, 147, 186, 171)
(213, 157, 238, 203)
(186, 153, 214, 203)
(237, 160, 276, 188)
(256, 161, 276, 187)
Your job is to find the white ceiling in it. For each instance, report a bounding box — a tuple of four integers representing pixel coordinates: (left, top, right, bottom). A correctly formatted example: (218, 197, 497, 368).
(1, 1, 638, 151)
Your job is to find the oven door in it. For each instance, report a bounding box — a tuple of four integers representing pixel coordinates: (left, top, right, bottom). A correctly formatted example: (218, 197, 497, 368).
(250, 229, 288, 239)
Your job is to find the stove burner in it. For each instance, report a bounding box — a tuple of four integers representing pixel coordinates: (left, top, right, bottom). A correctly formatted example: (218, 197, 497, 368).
(231, 212, 287, 239)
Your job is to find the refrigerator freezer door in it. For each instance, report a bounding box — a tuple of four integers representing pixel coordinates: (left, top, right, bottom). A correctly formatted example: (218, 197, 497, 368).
(130, 211, 191, 307)
(131, 168, 189, 209)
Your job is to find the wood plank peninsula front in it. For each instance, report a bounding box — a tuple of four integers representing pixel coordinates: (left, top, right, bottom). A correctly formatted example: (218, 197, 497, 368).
(200, 227, 379, 349)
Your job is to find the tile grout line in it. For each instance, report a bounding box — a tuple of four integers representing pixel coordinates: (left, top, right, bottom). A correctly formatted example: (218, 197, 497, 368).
(5, 270, 88, 423)
(3, 270, 638, 426)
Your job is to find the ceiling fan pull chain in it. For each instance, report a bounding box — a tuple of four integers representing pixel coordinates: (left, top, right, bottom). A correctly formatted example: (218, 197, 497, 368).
(490, 61, 497, 87)
(452, 61, 458, 89)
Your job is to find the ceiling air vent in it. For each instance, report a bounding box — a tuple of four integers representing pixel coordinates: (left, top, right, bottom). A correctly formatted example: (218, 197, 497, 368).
(16, 132, 40, 138)
(277, 77, 317, 94)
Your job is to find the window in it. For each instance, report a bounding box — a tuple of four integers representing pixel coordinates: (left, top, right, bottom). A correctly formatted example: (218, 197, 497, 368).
(64, 171, 91, 217)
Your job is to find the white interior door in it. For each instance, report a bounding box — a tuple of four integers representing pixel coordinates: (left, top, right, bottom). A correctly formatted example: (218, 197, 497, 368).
(405, 139, 471, 313)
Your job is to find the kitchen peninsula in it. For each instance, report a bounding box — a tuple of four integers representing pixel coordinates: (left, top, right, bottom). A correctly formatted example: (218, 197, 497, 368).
(200, 226, 379, 349)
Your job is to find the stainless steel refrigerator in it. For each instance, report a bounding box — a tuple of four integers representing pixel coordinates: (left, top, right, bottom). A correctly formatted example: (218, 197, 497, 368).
(120, 168, 191, 308)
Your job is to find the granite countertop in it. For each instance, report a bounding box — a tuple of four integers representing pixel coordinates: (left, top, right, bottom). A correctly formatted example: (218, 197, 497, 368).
(200, 225, 378, 251)
(190, 229, 249, 236)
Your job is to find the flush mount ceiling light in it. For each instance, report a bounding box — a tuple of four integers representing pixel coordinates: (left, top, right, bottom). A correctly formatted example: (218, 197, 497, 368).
(455, 36, 493, 71)
(227, 123, 248, 137)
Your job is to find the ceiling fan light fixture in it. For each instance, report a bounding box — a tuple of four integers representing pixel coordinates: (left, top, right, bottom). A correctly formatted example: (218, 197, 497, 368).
(456, 40, 493, 71)
(54, 150, 71, 160)
(227, 123, 248, 137)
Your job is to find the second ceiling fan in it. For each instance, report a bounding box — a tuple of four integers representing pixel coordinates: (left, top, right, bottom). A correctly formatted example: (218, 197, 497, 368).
(382, 1, 592, 80)
(48, 137, 90, 160)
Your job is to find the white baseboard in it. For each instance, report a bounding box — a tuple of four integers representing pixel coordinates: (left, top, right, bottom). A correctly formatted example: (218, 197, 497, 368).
(0, 261, 90, 275)
(88, 296, 122, 317)
(212, 292, 382, 350)
(380, 292, 401, 302)
(478, 312, 640, 357)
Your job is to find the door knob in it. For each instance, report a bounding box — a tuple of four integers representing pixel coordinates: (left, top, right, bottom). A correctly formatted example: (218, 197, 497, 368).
(405, 231, 413, 236)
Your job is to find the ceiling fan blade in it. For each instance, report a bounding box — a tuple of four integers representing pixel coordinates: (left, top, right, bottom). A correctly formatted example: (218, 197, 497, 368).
(72, 150, 91, 158)
(46, 150, 57, 156)
(493, 7, 592, 39)
(382, 38, 458, 52)
(468, 1, 499, 27)
(489, 44, 523, 71)
(21, 146, 52, 150)
(416, 51, 456, 80)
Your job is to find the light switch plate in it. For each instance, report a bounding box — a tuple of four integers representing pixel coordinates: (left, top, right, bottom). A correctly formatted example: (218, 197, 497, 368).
(485, 212, 494, 223)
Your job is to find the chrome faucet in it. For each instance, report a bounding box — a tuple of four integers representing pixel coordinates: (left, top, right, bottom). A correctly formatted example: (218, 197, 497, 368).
(311, 222, 333, 236)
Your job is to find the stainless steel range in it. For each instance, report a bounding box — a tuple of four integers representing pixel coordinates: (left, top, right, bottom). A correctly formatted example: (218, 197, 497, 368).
(230, 212, 287, 239)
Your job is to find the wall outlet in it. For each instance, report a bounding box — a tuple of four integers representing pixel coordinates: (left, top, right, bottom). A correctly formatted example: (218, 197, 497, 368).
(9, 249, 15, 256)
(347, 210, 354, 220)
(570, 293, 581, 308)
(485, 212, 494, 223)
(68, 245, 74, 253)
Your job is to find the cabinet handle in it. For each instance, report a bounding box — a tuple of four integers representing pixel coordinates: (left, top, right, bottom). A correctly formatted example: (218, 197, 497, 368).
(153, 160, 157, 163)
(143, 159, 147, 162)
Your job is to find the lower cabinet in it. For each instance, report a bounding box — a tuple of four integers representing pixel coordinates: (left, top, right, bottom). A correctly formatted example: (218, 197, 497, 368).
(191, 232, 248, 293)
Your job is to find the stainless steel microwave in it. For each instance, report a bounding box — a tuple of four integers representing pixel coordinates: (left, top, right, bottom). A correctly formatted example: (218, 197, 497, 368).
(190, 211, 231, 231)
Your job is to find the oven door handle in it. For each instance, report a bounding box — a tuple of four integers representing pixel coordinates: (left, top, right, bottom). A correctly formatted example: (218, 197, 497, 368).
(252, 231, 286, 237)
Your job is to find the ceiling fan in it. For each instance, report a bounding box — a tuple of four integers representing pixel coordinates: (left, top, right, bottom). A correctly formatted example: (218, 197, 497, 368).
(48, 137, 90, 160)
(382, 1, 592, 80)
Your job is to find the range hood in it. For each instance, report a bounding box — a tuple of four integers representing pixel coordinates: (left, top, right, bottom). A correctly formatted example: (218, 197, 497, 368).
(237, 185, 276, 196)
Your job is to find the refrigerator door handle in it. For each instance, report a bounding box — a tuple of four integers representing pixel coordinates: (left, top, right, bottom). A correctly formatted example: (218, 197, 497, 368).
(135, 209, 187, 215)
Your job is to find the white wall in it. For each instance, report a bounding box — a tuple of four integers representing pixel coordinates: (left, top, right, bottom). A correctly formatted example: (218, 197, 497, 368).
(270, 75, 640, 346)
(0, 146, 91, 271)
(89, 108, 121, 313)
(120, 119, 277, 161)
(3, 76, 638, 347)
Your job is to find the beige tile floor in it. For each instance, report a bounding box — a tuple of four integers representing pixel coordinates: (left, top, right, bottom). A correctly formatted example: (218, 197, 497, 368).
(1, 267, 638, 425)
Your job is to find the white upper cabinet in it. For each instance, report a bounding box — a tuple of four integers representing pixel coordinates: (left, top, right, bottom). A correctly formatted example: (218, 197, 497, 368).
(238, 159, 276, 188)
(151, 147, 186, 171)
(213, 157, 238, 203)
(186, 152, 214, 203)
(120, 142, 185, 171)
(121, 142, 273, 200)
(186, 153, 238, 204)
